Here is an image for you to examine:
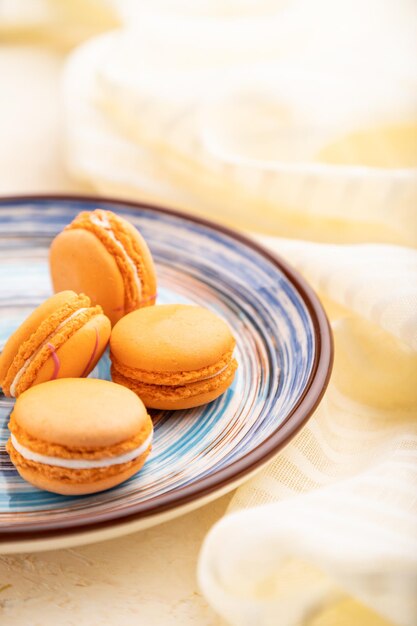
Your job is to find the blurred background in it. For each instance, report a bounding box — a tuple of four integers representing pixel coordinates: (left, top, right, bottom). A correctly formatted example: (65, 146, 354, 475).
(1, 4, 416, 626)
(0, 0, 416, 245)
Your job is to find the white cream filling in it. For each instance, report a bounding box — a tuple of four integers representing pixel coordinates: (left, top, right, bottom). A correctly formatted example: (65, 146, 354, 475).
(10, 430, 153, 469)
(9, 308, 90, 397)
(90, 212, 142, 300)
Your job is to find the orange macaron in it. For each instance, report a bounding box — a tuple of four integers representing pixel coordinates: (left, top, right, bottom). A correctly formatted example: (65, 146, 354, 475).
(110, 304, 238, 410)
(49, 209, 157, 325)
(6, 378, 153, 495)
(0, 291, 110, 398)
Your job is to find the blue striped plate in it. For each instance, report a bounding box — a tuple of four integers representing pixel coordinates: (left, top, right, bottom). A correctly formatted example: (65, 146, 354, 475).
(0, 196, 332, 552)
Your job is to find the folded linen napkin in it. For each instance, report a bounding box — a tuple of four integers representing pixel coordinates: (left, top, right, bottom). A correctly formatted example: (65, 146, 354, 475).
(198, 239, 417, 626)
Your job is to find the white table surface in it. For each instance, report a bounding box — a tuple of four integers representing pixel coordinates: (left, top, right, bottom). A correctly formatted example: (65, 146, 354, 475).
(0, 44, 232, 626)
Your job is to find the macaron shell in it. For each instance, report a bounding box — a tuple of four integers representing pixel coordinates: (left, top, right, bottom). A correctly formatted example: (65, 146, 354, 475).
(0, 290, 80, 382)
(32, 314, 111, 386)
(110, 305, 236, 373)
(8, 445, 151, 495)
(50, 229, 125, 325)
(13, 378, 150, 448)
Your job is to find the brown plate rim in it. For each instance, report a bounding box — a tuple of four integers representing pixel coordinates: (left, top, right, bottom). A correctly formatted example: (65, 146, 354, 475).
(0, 193, 333, 541)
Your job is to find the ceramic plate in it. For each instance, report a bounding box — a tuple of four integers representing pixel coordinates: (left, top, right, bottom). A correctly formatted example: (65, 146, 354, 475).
(0, 196, 332, 553)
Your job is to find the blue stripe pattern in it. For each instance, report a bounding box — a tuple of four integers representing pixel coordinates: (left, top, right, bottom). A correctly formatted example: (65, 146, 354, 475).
(0, 198, 315, 528)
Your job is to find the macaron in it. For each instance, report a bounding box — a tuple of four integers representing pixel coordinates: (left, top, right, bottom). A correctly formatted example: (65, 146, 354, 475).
(49, 209, 157, 325)
(0, 291, 110, 398)
(6, 378, 153, 495)
(110, 304, 238, 410)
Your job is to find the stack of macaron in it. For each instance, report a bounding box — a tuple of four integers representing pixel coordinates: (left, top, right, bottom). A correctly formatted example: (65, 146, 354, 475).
(0, 208, 237, 495)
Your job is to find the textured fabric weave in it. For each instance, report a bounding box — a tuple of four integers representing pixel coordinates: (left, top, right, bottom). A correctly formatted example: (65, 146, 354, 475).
(199, 239, 417, 626)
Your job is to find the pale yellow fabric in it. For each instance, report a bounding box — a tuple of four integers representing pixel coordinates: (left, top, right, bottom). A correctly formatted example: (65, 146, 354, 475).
(2, 2, 417, 625)
(199, 241, 417, 626)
